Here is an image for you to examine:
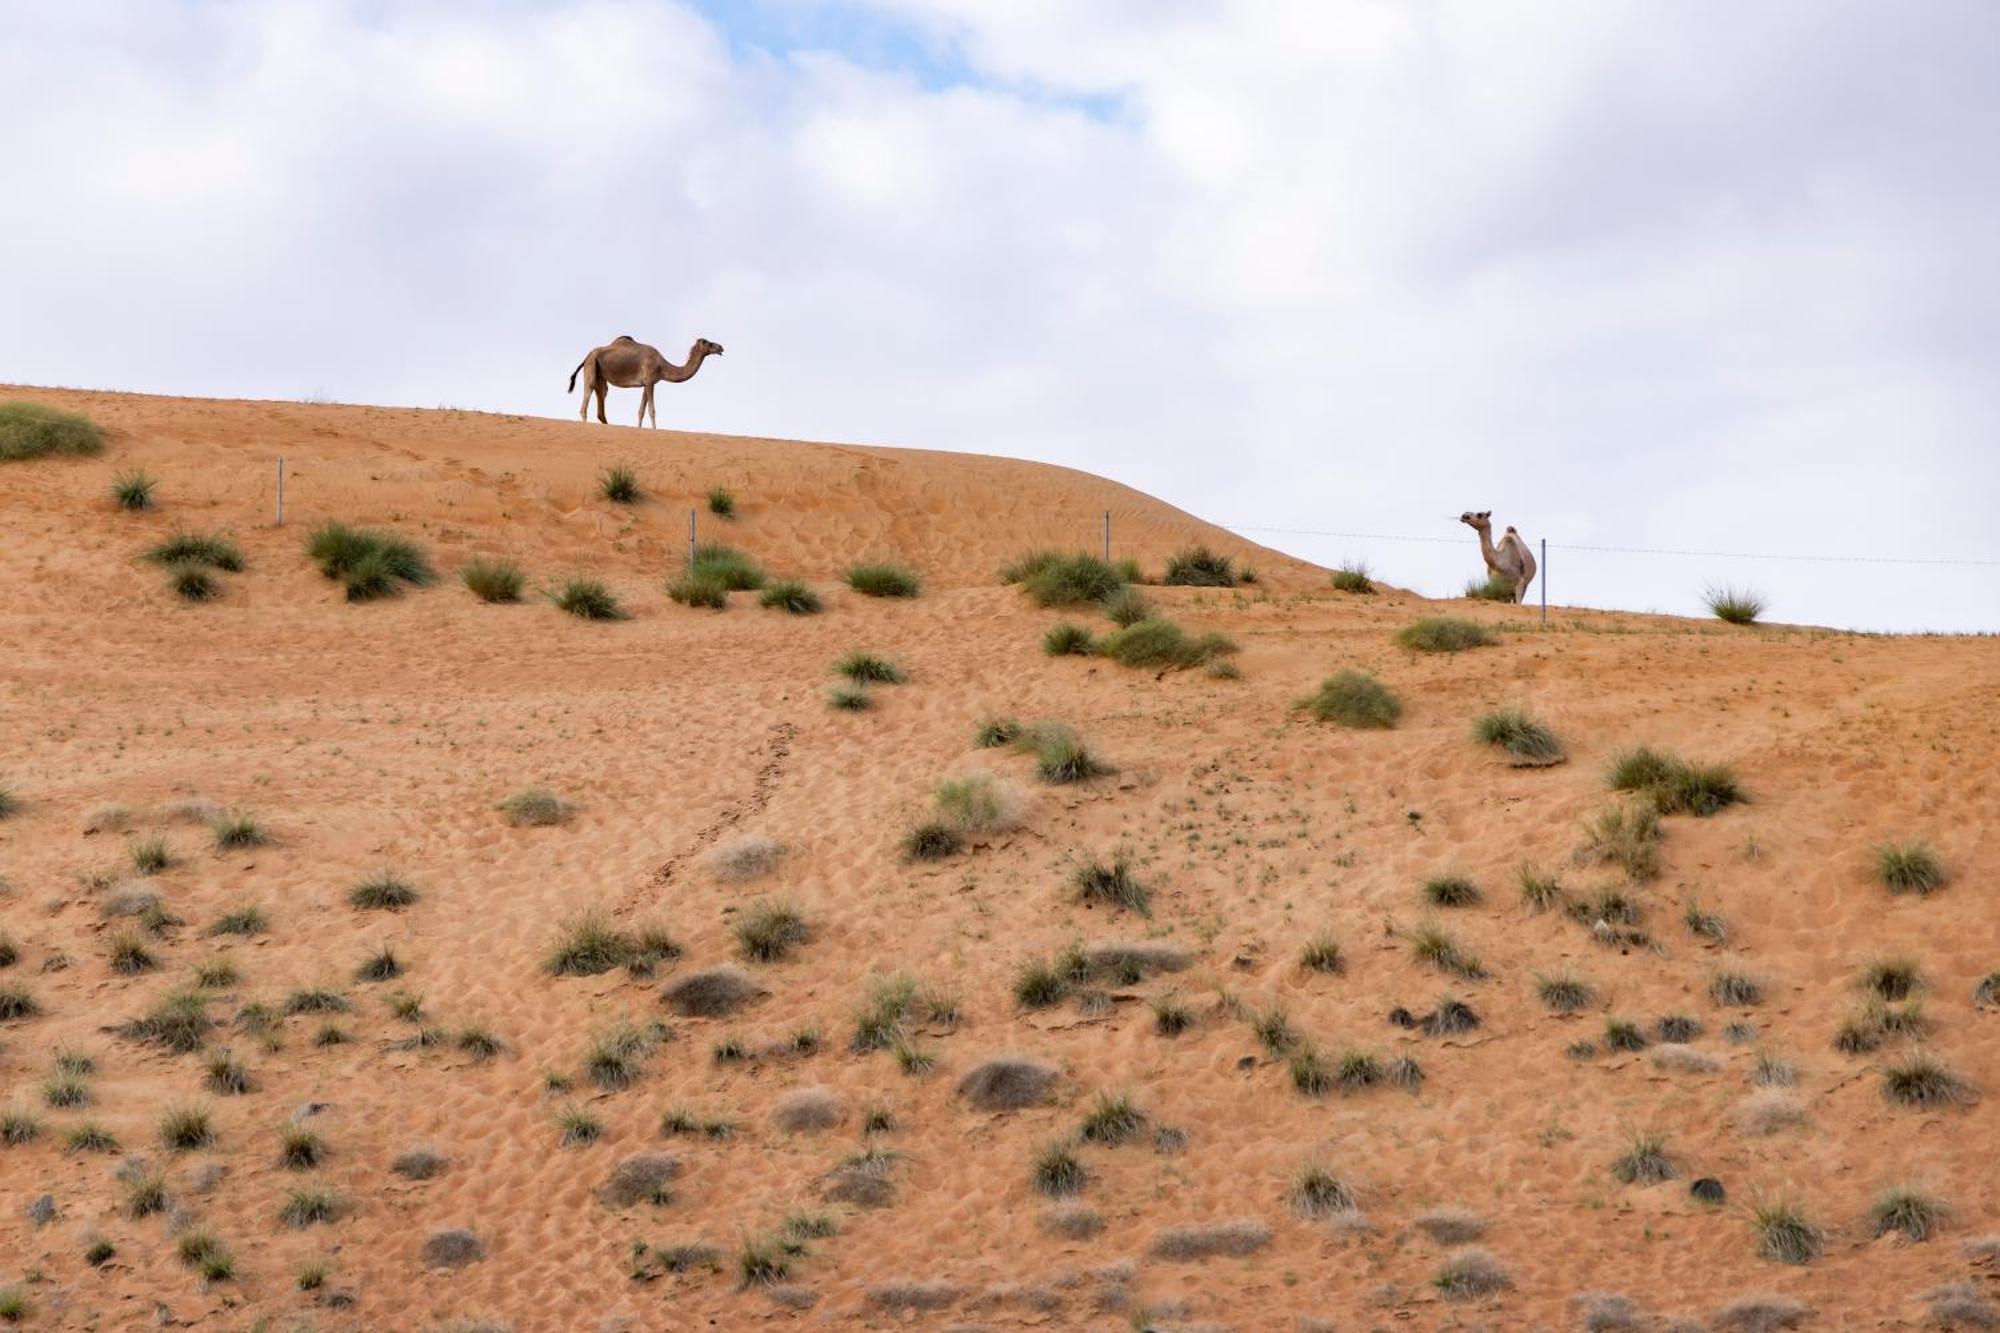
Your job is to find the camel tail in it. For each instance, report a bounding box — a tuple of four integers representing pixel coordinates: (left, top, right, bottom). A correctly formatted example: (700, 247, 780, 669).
(568, 357, 589, 394)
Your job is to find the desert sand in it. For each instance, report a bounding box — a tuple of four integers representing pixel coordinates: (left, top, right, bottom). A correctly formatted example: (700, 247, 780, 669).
(0, 385, 1995, 1331)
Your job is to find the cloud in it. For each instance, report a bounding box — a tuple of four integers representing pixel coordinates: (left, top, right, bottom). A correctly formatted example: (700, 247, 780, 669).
(4, 0, 1995, 628)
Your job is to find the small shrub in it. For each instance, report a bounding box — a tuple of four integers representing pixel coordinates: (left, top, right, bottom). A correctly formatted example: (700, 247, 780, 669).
(1163, 545, 1237, 587)
(0, 402, 103, 458)
(1298, 670, 1400, 728)
(1861, 957, 1923, 1002)
(1079, 1091, 1144, 1145)
(552, 577, 627, 620)
(1875, 840, 1946, 895)
(974, 717, 1021, 748)
(1152, 993, 1193, 1035)
(707, 486, 736, 518)
(112, 469, 157, 510)
(461, 559, 524, 603)
(735, 900, 809, 963)
(1013, 552, 1125, 606)
(1073, 852, 1149, 916)
(1423, 874, 1482, 908)
(598, 464, 640, 503)
(1032, 726, 1113, 784)
(356, 945, 402, 982)
(210, 811, 266, 851)
(204, 1049, 251, 1095)
(759, 580, 821, 614)
(1536, 971, 1594, 1013)
(1434, 1247, 1512, 1300)
(556, 1103, 602, 1147)
(1299, 933, 1342, 974)
(846, 563, 920, 597)
(1330, 562, 1374, 594)
(349, 872, 418, 911)
(1611, 1131, 1676, 1184)
(1604, 1018, 1648, 1052)
(1397, 617, 1496, 653)
(1290, 1046, 1333, 1097)
(1706, 585, 1766, 625)
(1881, 1052, 1973, 1109)
(208, 905, 267, 936)
(1042, 621, 1096, 656)
(1580, 803, 1661, 881)
(1711, 970, 1764, 1008)
(1465, 573, 1516, 601)
(307, 520, 431, 597)
(279, 1186, 342, 1228)
(1290, 1162, 1355, 1217)
(827, 684, 871, 711)
(902, 821, 961, 861)
(159, 1103, 215, 1151)
(108, 930, 157, 975)
(1752, 1199, 1822, 1264)
(149, 529, 244, 571)
(688, 544, 765, 590)
(1101, 585, 1151, 626)
(1474, 710, 1565, 766)
(1098, 617, 1237, 670)
(129, 835, 170, 874)
(1870, 1186, 1946, 1241)
(834, 651, 904, 684)
(1518, 866, 1565, 912)
(1409, 920, 1484, 979)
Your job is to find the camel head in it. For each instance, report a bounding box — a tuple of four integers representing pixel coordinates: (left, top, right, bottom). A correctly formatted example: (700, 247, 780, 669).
(1457, 510, 1493, 535)
(696, 338, 724, 358)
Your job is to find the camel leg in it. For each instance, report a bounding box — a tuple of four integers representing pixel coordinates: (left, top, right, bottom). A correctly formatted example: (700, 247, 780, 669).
(578, 372, 591, 422)
(647, 384, 658, 429)
(639, 384, 652, 428)
(594, 382, 608, 425)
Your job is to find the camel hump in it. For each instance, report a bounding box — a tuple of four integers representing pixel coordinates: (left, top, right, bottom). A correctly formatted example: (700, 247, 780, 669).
(613, 334, 636, 342)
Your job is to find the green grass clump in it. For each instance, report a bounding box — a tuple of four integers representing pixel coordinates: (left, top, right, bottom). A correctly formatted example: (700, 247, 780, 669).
(1422, 874, 1482, 909)
(707, 487, 736, 518)
(551, 577, 627, 620)
(1289, 1046, 1332, 1097)
(121, 990, 212, 1053)
(1705, 584, 1766, 625)
(1100, 585, 1152, 626)
(1011, 551, 1125, 607)
(835, 651, 904, 683)
(1290, 1162, 1355, 1217)
(1078, 1091, 1145, 1145)
(1396, 616, 1495, 653)
(827, 684, 871, 711)
(129, 834, 171, 874)
(1013, 957, 1070, 1009)
(1073, 852, 1149, 917)
(735, 900, 810, 963)
(1710, 970, 1763, 1007)
(158, 1103, 215, 1151)
(1580, 803, 1662, 881)
(1465, 573, 1516, 601)
(1752, 1199, 1822, 1264)
(1152, 993, 1194, 1035)
(112, 470, 157, 510)
(1162, 545, 1237, 587)
(556, 1102, 602, 1146)
(1097, 617, 1237, 670)
(1881, 1052, 1973, 1109)
(1607, 746, 1743, 816)
(1043, 622, 1096, 656)
(597, 464, 640, 503)
(307, 520, 432, 600)
(278, 1127, 323, 1169)
(759, 580, 821, 614)
(544, 910, 633, 977)
(0, 1107, 42, 1145)
(666, 570, 729, 608)
(279, 1186, 342, 1227)
(1033, 1141, 1087, 1196)
(1330, 562, 1375, 594)
(208, 905, 267, 937)
(1030, 725, 1113, 784)
(737, 1237, 789, 1286)
(461, 559, 524, 603)
(148, 530, 244, 571)
(167, 559, 218, 602)
(846, 563, 920, 598)
(108, 930, 157, 975)
(974, 717, 1022, 748)
(0, 401, 103, 460)
(1474, 710, 1565, 766)
(1875, 840, 1946, 895)
(1408, 920, 1484, 979)
(1297, 670, 1400, 728)
(688, 544, 765, 590)
(349, 872, 418, 911)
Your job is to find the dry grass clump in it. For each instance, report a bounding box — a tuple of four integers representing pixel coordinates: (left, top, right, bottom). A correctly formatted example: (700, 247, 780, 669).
(1289, 1162, 1355, 1218)
(544, 909, 671, 976)
(128, 835, 171, 875)
(0, 401, 103, 459)
(734, 900, 809, 963)
(1579, 803, 1661, 881)
(707, 833, 783, 883)
(390, 1146, 446, 1179)
(1078, 1091, 1145, 1145)
(1752, 1199, 1822, 1264)
(1162, 544, 1240, 587)
(1331, 561, 1374, 594)
(1299, 932, 1342, 975)
(933, 771, 1026, 837)
(279, 1185, 342, 1228)
(421, 1229, 485, 1269)
(1535, 971, 1594, 1013)
(758, 579, 822, 614)
(1875, 840, 1946, 895)
(1881, 1052, 1973, 1109)
(1397, 617, 1496, 653)
(307, 520, 432, 600)
(551, 576, 628, 620)
(1096, 617, 1237, 671)
(1711, 969, 1765, 1007)
(67, 1123, 118, 1155)
(1733, 1089, 1806, 1137)
(1608, 745, 1744, 817)
(1072, 852, 1149, 917)
(1149, 1218, 1271, 1259)
(1517, 866, 1565, 912)
(852, 973, 957, 1051)
(1024, 723, 1114, 784)
(120, 990, 212, 1053)
(1421, 994, 1481, 1036)
(208, 904, 267, 936)
(1004, 550, 1126, 606)
(663, 966, 761, 1018)
(500, 788, 571, 827)
(959, 1057, 1058, 1111)
(1711, 1295, 1810, 1331)
(1434, 1246, 1512, 1300)
(1870, 1185, 1947, 1241)
(1297, 670, 1400, 728)
(583, 1020, 658, 1090)
(348, 872, 419, 911)
(598, 1153, 680, 1208)
(1650, 1044, 1721, 1074)
(771, 1087, 843, 1133)
(1975, 972, 2000, 1009)
(846, 562, 921, 598)
(823, 1147, 899, 1207)
(460, 558, 524, 603)
(1416, 1206, 1487, 1244)
(1706, 584, 1767, 625)
(1860, 957, 1923, 1001)
(158, 1103, 215, 1151)
(1032, 1140, 1087, 1197)
(1407, 919, 1485, 979)
(1923, 1284, 1994, 1329)
(1474, 710, 1565, 766)
(1422, 873, 1482, 908)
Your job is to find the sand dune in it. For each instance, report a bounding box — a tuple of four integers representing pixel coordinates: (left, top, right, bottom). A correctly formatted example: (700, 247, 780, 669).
(0, 386, 1994, 1330)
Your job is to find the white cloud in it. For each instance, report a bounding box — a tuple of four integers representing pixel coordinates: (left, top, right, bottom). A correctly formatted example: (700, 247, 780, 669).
(4, 0, 1995, 628)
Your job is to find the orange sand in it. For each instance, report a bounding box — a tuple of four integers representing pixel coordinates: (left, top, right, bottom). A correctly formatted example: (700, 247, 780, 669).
(0, 386, 1995, 1330)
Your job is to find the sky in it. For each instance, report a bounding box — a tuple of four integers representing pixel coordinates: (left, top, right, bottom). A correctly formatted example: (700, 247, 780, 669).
(5, 1, 1997, 631)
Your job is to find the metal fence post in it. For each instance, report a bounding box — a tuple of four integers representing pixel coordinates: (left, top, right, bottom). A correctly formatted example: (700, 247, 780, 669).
(275, 458, 285, 527)
(1102, 511, 1110, 563)
(688, 509, 696, 564)
(1541, 538, 1547, 625)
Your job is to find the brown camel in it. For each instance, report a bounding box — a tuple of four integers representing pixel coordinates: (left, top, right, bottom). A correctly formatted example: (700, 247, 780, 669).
(1457, 510, 1537, 603)
(568, 335, 723, 427)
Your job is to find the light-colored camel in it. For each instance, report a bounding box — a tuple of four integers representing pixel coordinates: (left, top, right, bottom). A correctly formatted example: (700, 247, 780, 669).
(568, 335, 723, 427)
(1458, 510, 1537, 603)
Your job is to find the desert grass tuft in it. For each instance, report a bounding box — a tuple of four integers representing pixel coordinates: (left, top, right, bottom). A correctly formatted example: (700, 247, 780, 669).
(1299, 932, 1343, 974)
(1579, 803, 1661, 881)
(208, 905, 267, 937)
(1611, 1131, 1676, 1184)
(758, 580, 821, 614)
(1434, 1247, 1512, 1300)
(1710, 969, 1764, 1007)
(827, 684, 871, 711)
(1162, 544, 1238, 587)
(974, 717, 1022, 748)
(148, 529, 244, 571)
(597, 464, 640, 503)
(1097, 617, 1237, 670)
(666, 569, 729, 608)
(544, 910, 631, 976)
(283, 986, 348, 1015)
(1289, 1046, 1333, 1097)
(1875, 840, 1946, 895)
(846, 562, 920, 598)
(1330, 561, 1374, 594)
(1683, 899, 1728, 943)
(1881, 1052, 1973, 1109)
(307, 520, 432, 599)
(1152, 993, 1194, 1036)
(1752, 1198, 1822, 1264)
(129, 835, 171, 875)
(279, 1127, 325, 1169)
(170, 561, 217, 603)
(735, 900, 809, 963)
(902, 821, 961, 861)
(1536, 970, 1594, 1013)
(1518, 865, 1565, 912)
(0, 1105, 42, 1145)
(834, 651, 904, 684)
(349, 871, 418, 911)
(1397, 616, 1496, 653)
(158, 1103, 215, 1151)
(0, 401, 102, 459)
(203, 1049, 252, 1095)
(1423, 874, 1482, 908)
(1297, 670, 1400, 728)
(107, 929, 157, 975)
(1042, 621, 1096, 656)
(1289, 1161, 1355, 1217)
(1603, 1018, 1648, 1052)
(1007, 551, 1125, 606)
(556, 1102, 602, 1146)
(1861, 957, 1923, 1002)
(210, 811, 266, 851)
(124, 1168, 169, 1216)
(706, 486, 736, 518)
(461, 558, 524, 603)
(1030, 725, 1113, 784)
(1465, 572, 1517, 601)
(551, 577, 627, 620)
(356, 945, 402, 982)
(1474, 710, 1565, 765)
(1870, 1185, 1947, 1242)
(1408, 919, 1484, 979)
(279, 1185, 342, 1228)
(1705, 584, 1766, 625)
(1072, 852, 1149, 916)
(687, 544, 765, 591)
(1079, 1091, 1144, 1145)
(500, 788, 571, 827)
(1100, 585, 1151, 626)
(112, 469, 157, 510)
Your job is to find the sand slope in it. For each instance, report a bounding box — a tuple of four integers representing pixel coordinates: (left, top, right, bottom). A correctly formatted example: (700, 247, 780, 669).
(0, 387, 1995, 1330)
